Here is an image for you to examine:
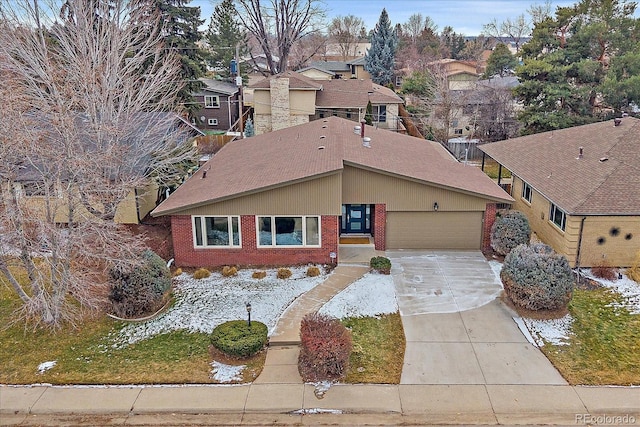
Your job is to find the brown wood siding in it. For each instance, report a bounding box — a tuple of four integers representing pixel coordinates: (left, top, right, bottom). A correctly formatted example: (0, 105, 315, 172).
(342, 165, 488, 212)
(386, 211, 483, 249)
(178, 173, 342, 216)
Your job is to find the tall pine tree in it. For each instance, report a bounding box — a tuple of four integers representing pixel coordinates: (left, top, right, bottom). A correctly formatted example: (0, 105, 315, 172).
(206, 0, 249, 82)
(365, 8, 397, 86)
(515, 0, 640, 134)
(138, 0, 207, 117)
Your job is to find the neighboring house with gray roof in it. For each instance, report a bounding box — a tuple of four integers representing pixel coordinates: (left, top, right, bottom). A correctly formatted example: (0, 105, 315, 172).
(151, 116, 512, 268)
(248, 71, 405, 135)
(479, 117, 640, 267)
(192, 79, 240, 132)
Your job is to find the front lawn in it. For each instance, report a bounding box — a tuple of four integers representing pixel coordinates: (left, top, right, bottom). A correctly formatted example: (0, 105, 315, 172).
(343, 313, 405, 383)
(540, 287, 640, 385)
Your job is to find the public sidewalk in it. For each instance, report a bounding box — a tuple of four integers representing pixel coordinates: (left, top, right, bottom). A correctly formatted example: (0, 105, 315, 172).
(2, 382, 639, 426)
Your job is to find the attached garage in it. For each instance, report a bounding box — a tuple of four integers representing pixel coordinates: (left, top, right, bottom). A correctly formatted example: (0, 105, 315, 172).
(386, 211, 483, 249)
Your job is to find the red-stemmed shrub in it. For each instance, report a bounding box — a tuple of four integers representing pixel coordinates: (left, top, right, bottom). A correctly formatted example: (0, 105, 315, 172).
(591, 263, 617, 281)
(298, 313, 352, 382)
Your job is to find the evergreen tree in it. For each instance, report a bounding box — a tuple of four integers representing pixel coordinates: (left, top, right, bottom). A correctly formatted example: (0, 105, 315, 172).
(244, 117, 254, 137)
(484, 43, 518, 78)
(206, 0, 249, 82)
(138, 0, 207, 117)
(440, 26, 466, 59)
(365, 101, 373, 125)
(365, 8, 397, 85)
(515, 0, 640, 134)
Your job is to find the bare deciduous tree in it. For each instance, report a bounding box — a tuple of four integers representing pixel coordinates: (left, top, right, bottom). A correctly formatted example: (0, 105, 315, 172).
(328, 14, 364, 61)
(235, 0, 326, 74)
(0, 0, 198, 328)
(482, 14, 530, 52)
(402, 13, 437, 45)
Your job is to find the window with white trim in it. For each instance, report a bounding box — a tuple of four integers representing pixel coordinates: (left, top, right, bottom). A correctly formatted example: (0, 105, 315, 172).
(204, 95, 220, 108)
(549, 204, 566, 231)
(522, 182, 532, 203)
(257, 216, 320, 247)
(193, 216, 241, 247)
(208, 118, 218, 126)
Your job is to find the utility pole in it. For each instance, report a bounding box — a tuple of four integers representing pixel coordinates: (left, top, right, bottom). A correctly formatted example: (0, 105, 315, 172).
(235, 43, 244, 139)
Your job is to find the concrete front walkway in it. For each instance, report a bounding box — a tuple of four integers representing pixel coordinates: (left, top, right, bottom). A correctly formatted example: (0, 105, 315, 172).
(256, 265, 370, 385)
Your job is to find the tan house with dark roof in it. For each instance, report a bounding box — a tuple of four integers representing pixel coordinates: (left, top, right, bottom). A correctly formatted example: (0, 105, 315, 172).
(247, 71, 404, 135)
(152, 117, 512, 268)
(479, 117, 640, 268)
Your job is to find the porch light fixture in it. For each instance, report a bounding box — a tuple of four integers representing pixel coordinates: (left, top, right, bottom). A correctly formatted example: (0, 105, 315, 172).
(245, 302, 252, 328)
(433, 202, 439, 211)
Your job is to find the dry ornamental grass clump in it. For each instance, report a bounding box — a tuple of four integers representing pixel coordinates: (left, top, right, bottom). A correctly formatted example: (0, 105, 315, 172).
(277, 268, 292, 279)
(252, 270, 267, 279)
(193, 268, 211, 279)
(222, 266, 238, 277)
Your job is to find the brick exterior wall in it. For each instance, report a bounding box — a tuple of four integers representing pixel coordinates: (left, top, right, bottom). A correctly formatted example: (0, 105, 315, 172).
(171, 214, 339, 268)
(373, 203, 386, 251)
(482, 203, 497, 252)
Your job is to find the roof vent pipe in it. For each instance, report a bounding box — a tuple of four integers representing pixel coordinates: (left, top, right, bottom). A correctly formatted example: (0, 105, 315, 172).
(354, 125, 361, 135)
(363, 136, 371, 148)
(578, 146, 583, 159)
(360, 121, 366, 138)
(614, 117, 622, 126)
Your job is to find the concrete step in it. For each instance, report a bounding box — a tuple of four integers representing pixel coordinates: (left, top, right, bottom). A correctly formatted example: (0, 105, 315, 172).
(268, 339, 301, 347)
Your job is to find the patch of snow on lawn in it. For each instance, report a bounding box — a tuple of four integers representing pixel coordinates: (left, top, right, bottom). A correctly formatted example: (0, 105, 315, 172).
(37, 361, 56, 374)
(113, 266, 328, 347)
(582, 270, 640, 315)
(522, 315, 573, 346)
(318, 272, 397, 319)
(210, 361, 244, 383)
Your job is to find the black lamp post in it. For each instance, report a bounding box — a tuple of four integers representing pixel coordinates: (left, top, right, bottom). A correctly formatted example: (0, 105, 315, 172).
(245, 302, 252, 328)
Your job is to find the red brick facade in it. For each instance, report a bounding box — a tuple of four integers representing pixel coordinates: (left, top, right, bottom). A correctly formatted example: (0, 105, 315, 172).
(372, 203, 386, 251)
(171, 215, 339, 268)
(482, 203, 497, 252)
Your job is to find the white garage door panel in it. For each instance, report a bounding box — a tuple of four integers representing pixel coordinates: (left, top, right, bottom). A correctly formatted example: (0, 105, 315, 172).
(386, 211, 482, 249)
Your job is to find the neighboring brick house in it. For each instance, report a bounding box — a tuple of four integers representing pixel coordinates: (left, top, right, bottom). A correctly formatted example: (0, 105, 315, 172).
(480, 117, 640, 268)
(192, 79, 239, 132)
(151, 117, 512, 268)
(248, 71, 404, 135)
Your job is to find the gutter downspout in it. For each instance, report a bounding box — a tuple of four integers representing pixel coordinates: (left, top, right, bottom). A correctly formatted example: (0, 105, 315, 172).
(575, 216, 586, 284)
(227, 96, 232, 130)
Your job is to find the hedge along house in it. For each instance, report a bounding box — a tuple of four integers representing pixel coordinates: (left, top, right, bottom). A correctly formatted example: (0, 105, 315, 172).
(151, 117, 513, 268)
(479, 117, 640, 268)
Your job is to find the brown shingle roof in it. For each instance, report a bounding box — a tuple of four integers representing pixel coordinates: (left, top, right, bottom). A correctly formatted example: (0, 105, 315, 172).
(153, 117, 512, 216)
(315, 79, 403, 108)
(248, 70, 322, 90)
(479, 118, 640, 215)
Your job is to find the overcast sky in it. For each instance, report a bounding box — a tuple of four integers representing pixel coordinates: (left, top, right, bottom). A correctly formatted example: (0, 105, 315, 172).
(191, 0, 614, 36)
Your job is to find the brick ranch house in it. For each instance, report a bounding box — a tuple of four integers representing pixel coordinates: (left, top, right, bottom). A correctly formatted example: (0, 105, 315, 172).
(151, 117, 513, 268)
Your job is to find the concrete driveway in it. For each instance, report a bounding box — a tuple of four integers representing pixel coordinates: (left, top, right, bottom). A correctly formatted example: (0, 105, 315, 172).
(387, 250, 567, 386)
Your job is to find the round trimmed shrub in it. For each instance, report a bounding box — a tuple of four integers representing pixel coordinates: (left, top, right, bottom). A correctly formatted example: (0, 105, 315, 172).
(252, 270, 267, 279)
(210, 320, 268, 358)
(370, 256, 391, 274)
(491, 210, 531, 255)
(222, 266, 238, 277)
(109, 250, 172, 318)
(501, 243, 574, 311)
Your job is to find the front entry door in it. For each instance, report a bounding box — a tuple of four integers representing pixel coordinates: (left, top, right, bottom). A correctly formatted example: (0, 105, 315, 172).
(341, 204, 370, 234)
